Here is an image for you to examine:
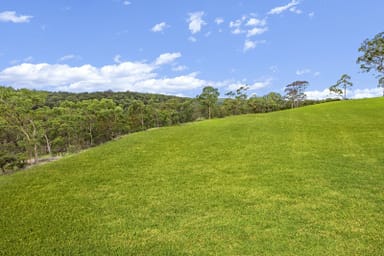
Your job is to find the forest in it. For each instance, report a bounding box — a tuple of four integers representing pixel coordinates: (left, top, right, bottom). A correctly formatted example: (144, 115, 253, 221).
(0, 84, 333, 173)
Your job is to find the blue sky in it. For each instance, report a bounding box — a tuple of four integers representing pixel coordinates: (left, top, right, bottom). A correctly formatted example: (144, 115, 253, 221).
(0, 0, 383, 99)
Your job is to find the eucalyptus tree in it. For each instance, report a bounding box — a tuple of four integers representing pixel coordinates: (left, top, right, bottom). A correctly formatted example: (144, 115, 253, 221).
(357, 32, 384, 80)
(197, 86, 220, 119)
(224, 86, 249, 115)
(284, 81, 309, 108)
(0, 87, 47, 164)
(331, 74, 353, 99)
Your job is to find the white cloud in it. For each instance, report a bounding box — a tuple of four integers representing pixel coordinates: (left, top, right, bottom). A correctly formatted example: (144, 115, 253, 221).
(296, 68, 311, 75)
(123, 1, 131, 5)
(151, 22, 168, 32)
(229, 18, 245, 34)
(308, 12, 315, 18)
(188, 11, 206, 34)
(306, 88, 382, 100)
(246, 18, 266, 27)
(351, 88, 382, 99)
(296, 69, 321, 77)
(268, 0, 300, 15)
(154, 52, 181, 66)
(244, 40, 257, 51)
(215, 17, 224, 25)
(243, 40, 266, 52)
(227, 78, 272, 91)
(113, 54, 122, 63)
(306, 89, 332, 100)
(0, 53, 209, 94)
(290, 7, 302, 14)
(230, 16, 268, 38)
(0, 11, 33, 23)
(247, 27, 268, 37)
(59, 54, 80, 62)
(134, 73, 206, 92)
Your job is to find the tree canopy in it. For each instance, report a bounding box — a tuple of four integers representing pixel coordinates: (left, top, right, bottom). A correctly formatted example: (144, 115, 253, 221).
(284, 81, 309, 108)
(357, 32, 384, 76)
(331, 74, 353, 99)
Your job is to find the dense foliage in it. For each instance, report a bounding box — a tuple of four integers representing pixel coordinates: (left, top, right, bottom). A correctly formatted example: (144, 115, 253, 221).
(1, 85, 334, 173)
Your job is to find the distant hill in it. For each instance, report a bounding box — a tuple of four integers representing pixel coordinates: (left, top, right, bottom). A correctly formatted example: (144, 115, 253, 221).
(1, 98, 383, 255)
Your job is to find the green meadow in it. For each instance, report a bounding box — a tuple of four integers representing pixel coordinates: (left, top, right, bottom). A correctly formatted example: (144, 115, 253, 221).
(1, 98, 383, 255)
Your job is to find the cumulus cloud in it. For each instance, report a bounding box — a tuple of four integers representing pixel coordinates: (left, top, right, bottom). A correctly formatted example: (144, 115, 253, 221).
(268, 0, 301, 15)
(0, 11, 33, 23)
(187, 11, 206, 34)
(306, 88, 382, 100)
(0, 53, 211, 94)
(154, 52, 181, 66)
(351, 88, 382, 99)
(151, 22, 168, 32)
(306, 89, 332, 100)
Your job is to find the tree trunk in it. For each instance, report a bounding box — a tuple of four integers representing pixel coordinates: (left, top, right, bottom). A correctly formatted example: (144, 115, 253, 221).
(208, 105, 211, 119)
(33, 143, 39, 164)
(44, 134, 52, 156)
(89, 124, 93, 146)
(140, 110, 144, 129)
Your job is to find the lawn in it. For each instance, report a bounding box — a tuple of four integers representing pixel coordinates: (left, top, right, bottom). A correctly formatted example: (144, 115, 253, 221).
(1, 98, 383, 255)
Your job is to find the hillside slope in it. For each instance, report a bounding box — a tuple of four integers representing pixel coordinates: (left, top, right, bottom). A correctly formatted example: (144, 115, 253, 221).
(1, 98, 383, 255)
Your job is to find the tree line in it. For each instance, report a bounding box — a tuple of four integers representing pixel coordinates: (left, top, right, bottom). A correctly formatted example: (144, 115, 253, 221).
(1, 84, 331, 173)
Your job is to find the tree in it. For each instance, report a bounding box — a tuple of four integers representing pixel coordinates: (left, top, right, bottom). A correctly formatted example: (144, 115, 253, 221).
(357, 32, 384, 77)
(379, 77, 384, 97)
(331, 74, 353, 99)
(0, 87, 47, 164)
(197, 86, 220, 119)
(357, 32, 384, 95)
(284, 81, 308, 108)
(329, 85, 343, 98)
(224, 86, 250, 115)
(127, 100, 146, 131)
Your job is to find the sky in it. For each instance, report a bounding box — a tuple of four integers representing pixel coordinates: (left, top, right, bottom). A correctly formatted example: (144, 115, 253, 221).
(0, 0, 383, 99)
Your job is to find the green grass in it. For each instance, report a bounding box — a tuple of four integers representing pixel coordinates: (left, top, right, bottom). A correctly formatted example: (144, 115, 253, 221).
(1, 98, 384, 255)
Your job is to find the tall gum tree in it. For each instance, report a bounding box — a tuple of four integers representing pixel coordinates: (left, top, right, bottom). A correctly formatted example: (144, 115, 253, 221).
(197, 86, 220, 119)
(284, 81, 308, 108)
(357, 31, 384, 96)
(331, 74, 353, 99)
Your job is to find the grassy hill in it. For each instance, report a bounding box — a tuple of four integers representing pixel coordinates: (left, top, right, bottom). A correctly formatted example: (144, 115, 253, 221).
(1, 98, 383, 255)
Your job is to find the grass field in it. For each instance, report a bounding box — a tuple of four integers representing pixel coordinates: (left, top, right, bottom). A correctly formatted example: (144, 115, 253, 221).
(1, 98, 383, 255)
